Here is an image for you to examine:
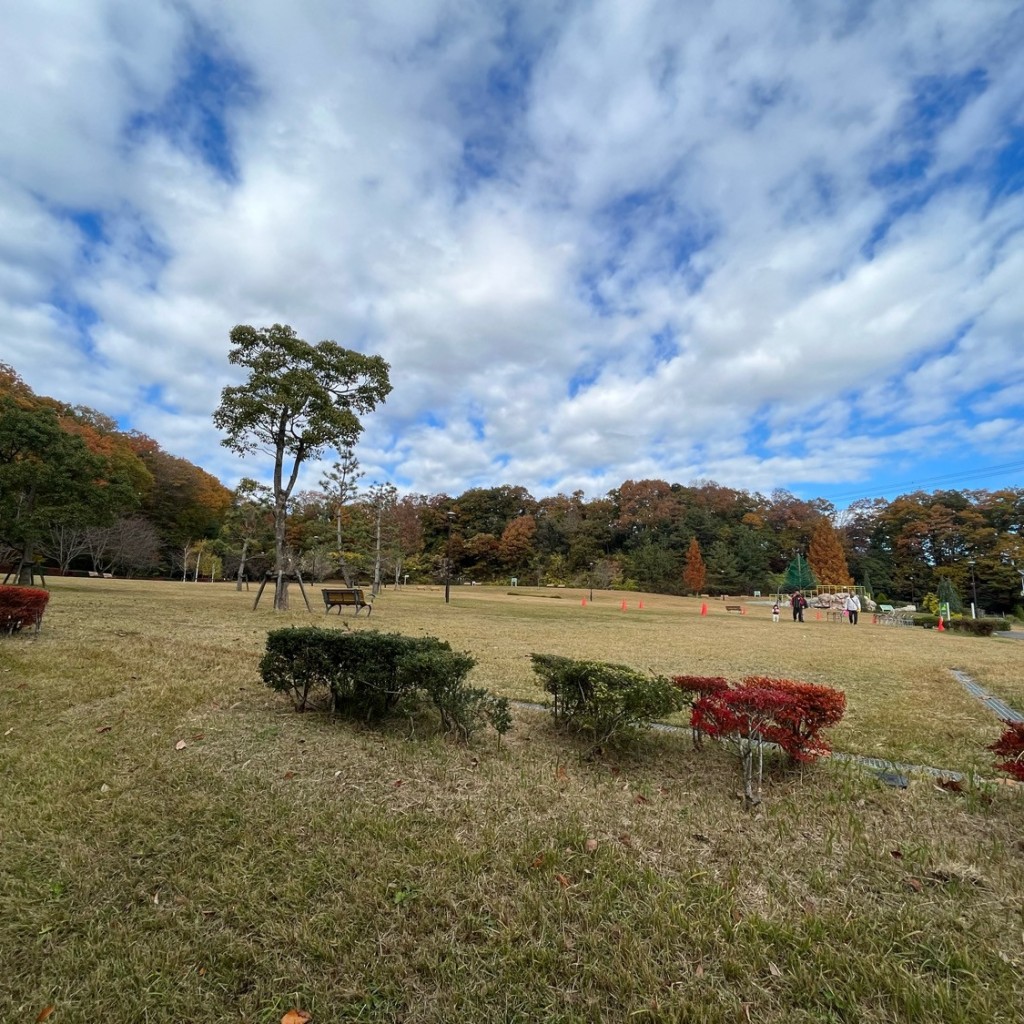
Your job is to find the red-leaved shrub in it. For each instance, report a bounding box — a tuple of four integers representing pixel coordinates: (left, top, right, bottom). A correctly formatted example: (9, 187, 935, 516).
(690, 676, 846, 762)
(0, 585, 50, 634)
(671, 675, 730, 695)
(989, 721, 1024, 782)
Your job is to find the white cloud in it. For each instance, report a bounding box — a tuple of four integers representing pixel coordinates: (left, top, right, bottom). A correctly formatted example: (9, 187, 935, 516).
(1, 0, 1022, 504)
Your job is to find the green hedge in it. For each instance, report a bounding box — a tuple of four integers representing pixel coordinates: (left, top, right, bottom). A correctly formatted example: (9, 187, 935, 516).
(260, 627, 510, 740)
(947, 618, 1010, 637)
(531, 653, 687, 743)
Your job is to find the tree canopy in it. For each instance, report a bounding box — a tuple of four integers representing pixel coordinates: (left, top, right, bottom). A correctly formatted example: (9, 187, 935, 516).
(213, 324, 391, 609)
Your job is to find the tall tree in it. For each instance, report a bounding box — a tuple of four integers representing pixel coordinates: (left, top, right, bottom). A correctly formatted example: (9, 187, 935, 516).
(213, 324, 391, 609)
(319, 447, 363, 586)
(807, 519, 852, 587)
(365, 481, 398, 595)
(683, 537, 706, 595)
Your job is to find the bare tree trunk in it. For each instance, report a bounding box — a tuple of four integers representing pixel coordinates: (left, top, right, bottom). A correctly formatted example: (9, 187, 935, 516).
(236, 538, 249, 591)
(16, 541, 35, 586)
(273, 498, 289, 610)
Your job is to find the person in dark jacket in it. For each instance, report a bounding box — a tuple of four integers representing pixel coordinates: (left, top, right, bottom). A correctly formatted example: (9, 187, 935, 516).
(791, 590, 807, 622)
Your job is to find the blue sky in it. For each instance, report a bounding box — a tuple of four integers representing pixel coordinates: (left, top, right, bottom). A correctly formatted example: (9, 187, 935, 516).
(2, 0, 1024, 509)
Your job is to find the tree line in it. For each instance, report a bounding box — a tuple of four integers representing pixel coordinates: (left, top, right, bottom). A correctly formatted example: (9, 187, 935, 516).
(4, 343, 1022, 613)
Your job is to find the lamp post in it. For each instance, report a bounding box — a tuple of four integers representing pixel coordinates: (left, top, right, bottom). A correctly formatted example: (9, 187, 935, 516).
(444, 511, 456, 604)
(967, 559, 977, 619)
(589, 561, 595, 603)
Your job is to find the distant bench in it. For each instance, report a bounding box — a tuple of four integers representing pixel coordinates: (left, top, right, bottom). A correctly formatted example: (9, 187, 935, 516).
(322, 588, 372, 616)
(725, 605, 743, 614)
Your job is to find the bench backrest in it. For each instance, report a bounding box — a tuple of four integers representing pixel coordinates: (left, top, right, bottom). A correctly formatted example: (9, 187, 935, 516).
(323, 588, 365, 602)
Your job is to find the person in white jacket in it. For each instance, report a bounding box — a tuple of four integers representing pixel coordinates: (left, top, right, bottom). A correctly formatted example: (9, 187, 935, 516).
(844, 593, 861, 625)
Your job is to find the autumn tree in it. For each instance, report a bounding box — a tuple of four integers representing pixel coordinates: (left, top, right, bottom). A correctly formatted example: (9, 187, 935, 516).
(807, 519, 852, 587)
(499, 515, 537, 577)
(213, 324, 391, 610)
(0, 397, 119, 583)
(683, 537, 706, 594)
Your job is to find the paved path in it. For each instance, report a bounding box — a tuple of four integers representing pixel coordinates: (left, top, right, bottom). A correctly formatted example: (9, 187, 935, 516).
(996, 630, 1024, 640)
(950, 668, 1024, 723)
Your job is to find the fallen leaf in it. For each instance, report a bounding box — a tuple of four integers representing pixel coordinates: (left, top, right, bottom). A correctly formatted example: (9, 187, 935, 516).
(175, 739, 187, 751)
(96, 725, 112, 734)
(584, 838, 598, 854)
(902, 876, 923, 893)
(198, 966, 206, 976)
(693, 833, 710, 843)
(634, 794, 649, 805)
(890, 849, 903, 859)
(100, 784, 110, 793)
(283, 771, 296, 780)
(36, 1006, 55, 1022)
(3, 727, 13, 736)
(768, 961, 782, 977)
(694, 964, 705, 978)
(555, 765, 568, 781)
(731, 908, 743, 924)
(17, 682, 28, 689)
(191, 733, 205, 741)
(392, 779, 403, 788)
(554, 873, 571, 888)
(936, 777, 964, 793)
(740, 1001, 753, 1022)
(281, 1011, 312, 1024)
(618, 833, 633, 847)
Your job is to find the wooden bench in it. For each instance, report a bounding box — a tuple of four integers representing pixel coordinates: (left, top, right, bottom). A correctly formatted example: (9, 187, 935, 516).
(725, 605, 743, 614)
(322, 588, 372, 616)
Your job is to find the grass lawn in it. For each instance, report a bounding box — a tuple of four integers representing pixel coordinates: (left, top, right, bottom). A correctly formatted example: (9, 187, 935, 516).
(1, 579, 1022, 1023)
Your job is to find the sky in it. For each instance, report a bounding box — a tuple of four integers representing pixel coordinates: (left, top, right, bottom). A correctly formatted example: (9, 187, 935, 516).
(2, 0, 1024, 508)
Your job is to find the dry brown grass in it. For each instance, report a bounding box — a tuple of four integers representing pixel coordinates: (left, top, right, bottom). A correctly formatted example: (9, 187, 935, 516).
(2, 578, 1023, 1022)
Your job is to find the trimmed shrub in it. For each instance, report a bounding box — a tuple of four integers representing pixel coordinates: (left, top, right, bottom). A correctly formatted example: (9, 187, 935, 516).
(0, 585, 50, 634)
(531, 653, 687, 743)
(989, 721, 1024, 781)
(260, 627, 510, 741)
(947, 618, 1009, 637)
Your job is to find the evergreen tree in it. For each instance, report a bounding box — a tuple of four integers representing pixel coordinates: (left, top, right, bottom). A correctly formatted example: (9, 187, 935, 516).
(783, 554, 816, 591)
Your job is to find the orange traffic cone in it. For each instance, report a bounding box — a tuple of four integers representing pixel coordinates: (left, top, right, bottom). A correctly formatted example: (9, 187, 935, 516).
(937, 616, 945, 631)
(620, 599, 627, 611)
(581, 598, 587, 607)
(638, 600, 644, 610)
(700, 602, 708, 616)
(815, 611, 822, 621)
(740, 606, 746, 615)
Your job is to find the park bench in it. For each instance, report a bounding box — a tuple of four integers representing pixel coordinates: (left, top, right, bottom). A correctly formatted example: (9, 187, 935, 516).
(322, 587, 372, 616)
(725, 605, 743, 613)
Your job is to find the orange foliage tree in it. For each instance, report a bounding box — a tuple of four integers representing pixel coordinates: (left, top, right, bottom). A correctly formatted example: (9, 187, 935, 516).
(683, 537, 706, 594)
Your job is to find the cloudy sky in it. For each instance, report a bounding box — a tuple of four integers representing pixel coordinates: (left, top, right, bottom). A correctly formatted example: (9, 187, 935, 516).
(3, 0, 1024, 506)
